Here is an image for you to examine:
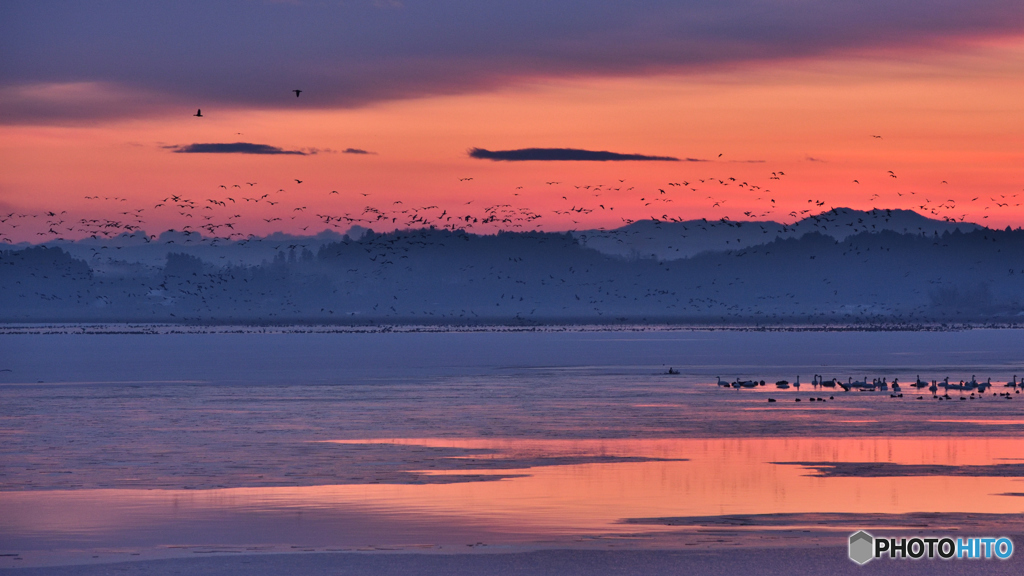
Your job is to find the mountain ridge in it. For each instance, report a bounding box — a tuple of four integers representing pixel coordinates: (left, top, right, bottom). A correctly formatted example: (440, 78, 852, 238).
(3, 223, 1022, 325)
(8, 208, 989, 270)
(574, 207, 983, 260)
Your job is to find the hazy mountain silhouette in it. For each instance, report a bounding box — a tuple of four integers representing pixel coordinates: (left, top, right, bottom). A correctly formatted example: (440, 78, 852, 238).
(17, 229, 349, 272)
(575, 208, 981, 260)
(2, 220, 1022, 325)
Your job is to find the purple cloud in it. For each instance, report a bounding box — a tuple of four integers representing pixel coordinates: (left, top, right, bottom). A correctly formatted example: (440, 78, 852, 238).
(3, 1, 1024, 124)
(167, 142, 307, 155)
(469, 147, 682, 161)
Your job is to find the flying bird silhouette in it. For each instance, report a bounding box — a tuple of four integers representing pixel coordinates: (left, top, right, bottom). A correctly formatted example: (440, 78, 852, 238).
(193, 109, 203, 117)
(293, 90, 302, 97)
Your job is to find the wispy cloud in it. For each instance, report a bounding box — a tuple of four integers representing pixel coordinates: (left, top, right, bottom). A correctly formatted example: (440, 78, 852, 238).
(343, 148, 376, 155)
(469, 147, 683, 161)
(167, 142, 308, 155)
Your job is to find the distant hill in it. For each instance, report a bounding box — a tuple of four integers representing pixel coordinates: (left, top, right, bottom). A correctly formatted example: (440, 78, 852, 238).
(13, 229, 350, 274)
(3, 225, 1022, 325)
(13, 209, 981, 277)
(574, 208, 982, 260)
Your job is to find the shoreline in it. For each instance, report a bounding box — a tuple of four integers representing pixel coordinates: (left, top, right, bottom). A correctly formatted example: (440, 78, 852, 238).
(3, 321, 1024, 335)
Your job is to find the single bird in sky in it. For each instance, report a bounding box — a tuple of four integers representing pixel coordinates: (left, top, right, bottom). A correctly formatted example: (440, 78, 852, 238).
(194, 109, 203, 117)
(293, 90, 302, 97)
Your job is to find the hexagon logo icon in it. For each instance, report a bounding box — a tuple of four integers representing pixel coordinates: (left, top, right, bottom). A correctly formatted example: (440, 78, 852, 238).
(849, 531, 874, 565)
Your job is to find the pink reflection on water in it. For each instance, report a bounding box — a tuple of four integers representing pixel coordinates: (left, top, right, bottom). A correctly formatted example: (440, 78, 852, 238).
(2, 437, 1023, 564)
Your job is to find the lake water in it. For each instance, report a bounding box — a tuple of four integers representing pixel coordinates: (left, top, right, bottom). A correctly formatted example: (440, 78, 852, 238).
(2, 328, 1023, 568)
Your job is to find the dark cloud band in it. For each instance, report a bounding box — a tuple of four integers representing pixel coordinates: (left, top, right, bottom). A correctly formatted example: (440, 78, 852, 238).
(168, 143, 307, 155)
(4, 1, 1024, 123)
(469, 147, 682, 161)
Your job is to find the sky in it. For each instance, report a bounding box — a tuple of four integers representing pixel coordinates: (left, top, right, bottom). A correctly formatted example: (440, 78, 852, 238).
(2, 0, 1024, 243)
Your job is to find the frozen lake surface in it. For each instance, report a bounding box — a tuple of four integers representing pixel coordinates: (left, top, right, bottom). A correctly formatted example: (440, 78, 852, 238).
(1, 328, 1023, 571)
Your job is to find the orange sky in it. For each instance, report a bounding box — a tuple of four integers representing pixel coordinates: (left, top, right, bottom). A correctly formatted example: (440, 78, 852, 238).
(2, 39, 1024, 242)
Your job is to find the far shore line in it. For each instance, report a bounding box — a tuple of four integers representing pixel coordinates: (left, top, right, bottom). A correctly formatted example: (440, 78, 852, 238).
(2, 321, 1024, 335)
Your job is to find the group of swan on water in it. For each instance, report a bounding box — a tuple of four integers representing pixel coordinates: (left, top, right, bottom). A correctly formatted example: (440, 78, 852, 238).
(715, 374, 1021, 396)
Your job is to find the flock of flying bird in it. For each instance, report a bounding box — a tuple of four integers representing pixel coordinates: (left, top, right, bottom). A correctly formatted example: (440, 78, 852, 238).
(1, 88, 1022, 250)
(6, 173, 1018, 251)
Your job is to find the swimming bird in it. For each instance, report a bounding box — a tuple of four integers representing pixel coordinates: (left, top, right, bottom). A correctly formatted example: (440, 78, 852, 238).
(848, 377, 869, 390)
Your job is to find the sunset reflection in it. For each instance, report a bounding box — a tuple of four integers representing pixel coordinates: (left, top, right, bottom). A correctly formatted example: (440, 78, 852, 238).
(4, 437, 1023, 551)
